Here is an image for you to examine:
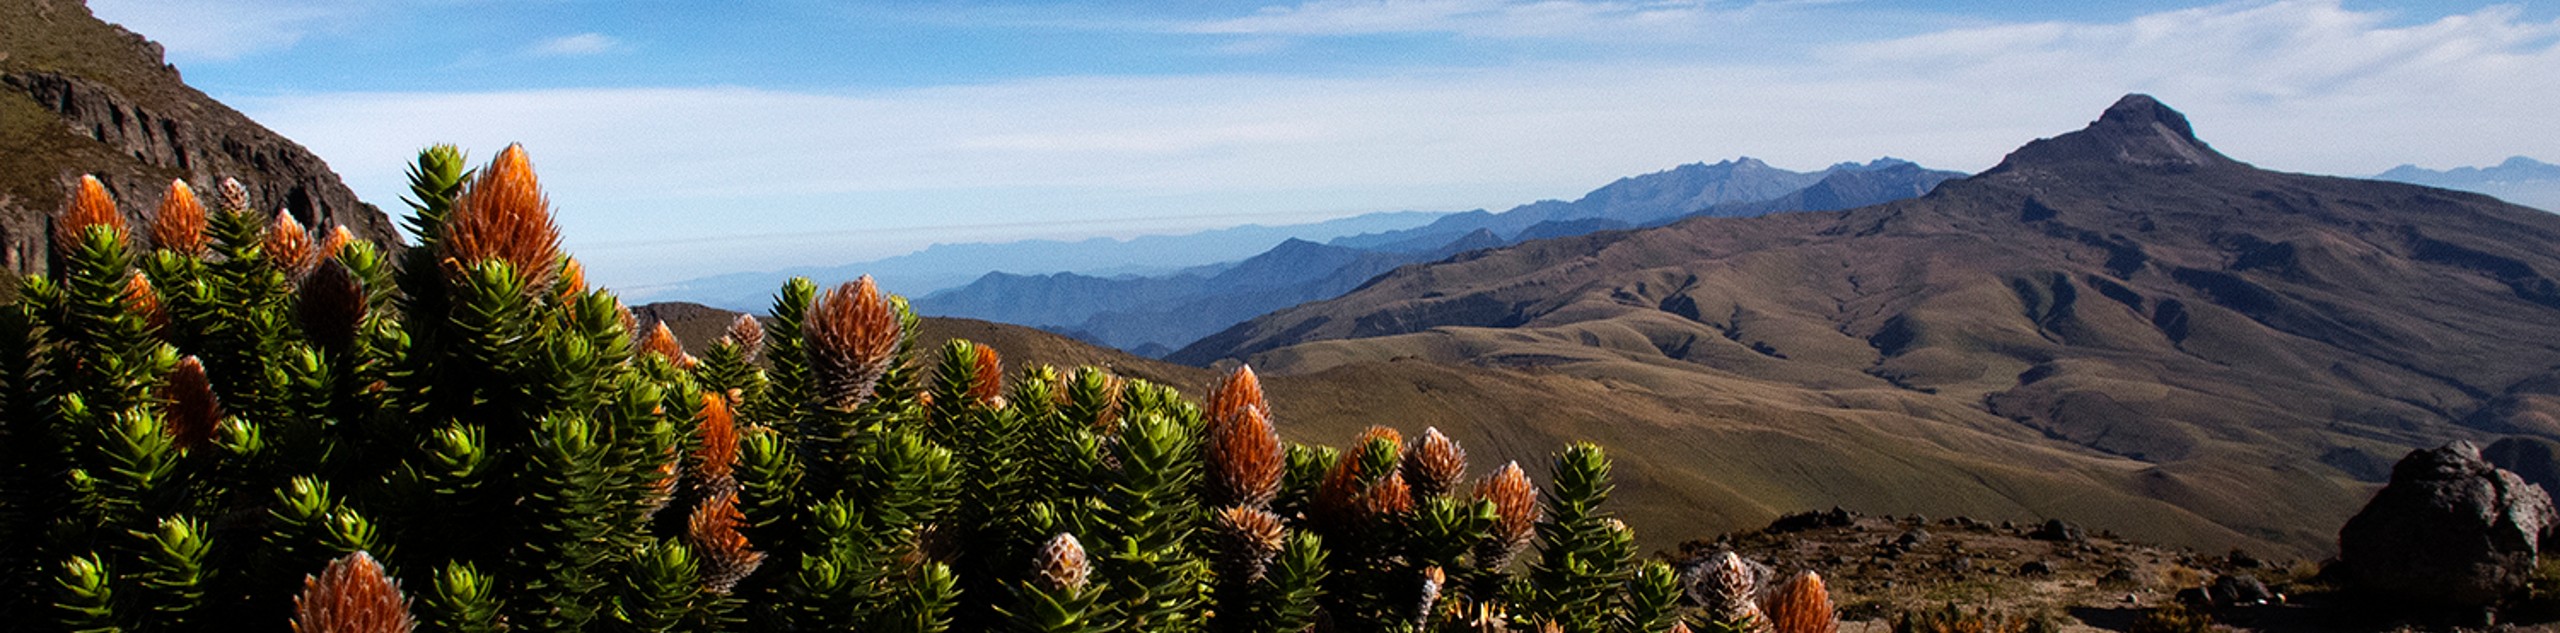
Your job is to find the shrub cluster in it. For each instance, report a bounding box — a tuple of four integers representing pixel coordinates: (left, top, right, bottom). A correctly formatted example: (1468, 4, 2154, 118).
(0, 145, 1842, 632)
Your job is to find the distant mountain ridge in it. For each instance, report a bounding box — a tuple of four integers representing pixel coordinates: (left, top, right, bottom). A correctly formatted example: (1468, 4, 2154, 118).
(0, 0, 399, 277)
(635, 211, 1444, 309)
(919, 156, 1959, 354)
(1169, 94, 2560, 557)
(2377, 156, 2560, 211)
(1332, 158, 1954, 252)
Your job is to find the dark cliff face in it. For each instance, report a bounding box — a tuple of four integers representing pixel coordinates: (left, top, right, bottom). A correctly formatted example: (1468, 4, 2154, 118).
(1, 0, 398, 276)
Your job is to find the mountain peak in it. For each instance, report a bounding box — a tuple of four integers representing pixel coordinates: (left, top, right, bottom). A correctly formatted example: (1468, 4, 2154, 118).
(1989, 94, 2237, 174)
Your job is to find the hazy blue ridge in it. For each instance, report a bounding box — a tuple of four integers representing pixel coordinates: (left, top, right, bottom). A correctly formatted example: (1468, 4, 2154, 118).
(921, 156, 1955, 357)
(630, 210, 1445, 310)
(2376, 156, 2560, 211)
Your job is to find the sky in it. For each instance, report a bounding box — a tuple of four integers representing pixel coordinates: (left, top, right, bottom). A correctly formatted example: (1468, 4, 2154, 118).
(83, 0, 2560, 288)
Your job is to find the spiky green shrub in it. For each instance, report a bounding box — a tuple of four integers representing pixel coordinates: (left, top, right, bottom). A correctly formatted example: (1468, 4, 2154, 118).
(0, 144, 1828, 633)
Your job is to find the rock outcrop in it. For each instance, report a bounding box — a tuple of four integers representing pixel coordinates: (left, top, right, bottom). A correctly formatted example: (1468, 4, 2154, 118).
(2338, 441, 2560, 606)
(1, 0, 397, 277)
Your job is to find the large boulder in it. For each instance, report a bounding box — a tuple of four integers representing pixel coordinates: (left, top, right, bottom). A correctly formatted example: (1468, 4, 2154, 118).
(2338, 441, 2560, 606)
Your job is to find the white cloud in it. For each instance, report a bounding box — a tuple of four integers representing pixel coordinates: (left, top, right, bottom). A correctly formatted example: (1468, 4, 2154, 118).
(529, 33, 621, 57)
(235, 0, 2560, 287)
(87, 0, 355, 60)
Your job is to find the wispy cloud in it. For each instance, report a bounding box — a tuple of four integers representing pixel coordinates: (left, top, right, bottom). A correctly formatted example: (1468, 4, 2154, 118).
(529, 33, 622, 57)
(1185, 0, 1722, 39)
(88, 0, 355, 61)
(233, 0, 2560, 286)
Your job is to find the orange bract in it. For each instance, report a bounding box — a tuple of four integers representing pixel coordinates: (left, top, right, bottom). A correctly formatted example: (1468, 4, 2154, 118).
(690, 393, 740, 488)
(164, 356, 222, 451)
(1403, 427, 1468, 500)
(321, 224, 355, 259)
(1765, 571, 1837, 633)
(124, 273, 167, 333)
(1211, 506, 1288, 583)
(266, 209, 317, 278)
(1473, 461, 1539, 570)
(439, 144, 563, 289)
(290, 551, 414, 633)
(1206, 407, 1284, 510)
(686, 490, 764, 595)
(640, 321, 696, 369)
(54, 175, 126, 257)
(1208, 365, 1269, 429)
(803, 276, 901, 410)
(149, 179, 208, 255)
(969, 344, 1004, 407)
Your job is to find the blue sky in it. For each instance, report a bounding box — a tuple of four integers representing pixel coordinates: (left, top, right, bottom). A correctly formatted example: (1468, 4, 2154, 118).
(85, 0, 2560, 289)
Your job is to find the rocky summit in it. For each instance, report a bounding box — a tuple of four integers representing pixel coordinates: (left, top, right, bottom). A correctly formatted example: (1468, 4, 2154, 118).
(0, 0, 396, 278)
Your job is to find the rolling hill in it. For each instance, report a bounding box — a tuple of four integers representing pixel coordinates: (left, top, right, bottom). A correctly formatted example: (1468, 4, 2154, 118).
(1173, 94, 2560, 557)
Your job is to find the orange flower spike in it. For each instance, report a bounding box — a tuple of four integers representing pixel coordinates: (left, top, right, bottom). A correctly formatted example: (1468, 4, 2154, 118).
(54, 175, 127, 256)
(1472, 461, 1539, 569)
(1211, 507, 1288, 583)
(290, 551, 415, 633)
(164, 356, 222, 451)
(149, 179, 209, 256)
(123, 273, 168, 333)
(968, 344, 1005, 407)
(439, 144, 563, 289)
(802, 276, 902, 410)
(1206, 406, 1284, 509)
(1404, 427, 1469, 500)
(1364, 471, 1416, 517)
(686, 490, 765, 595)
(558, 258, 588, 297)
(1355, 425, 1404, 452)
(641, 321, 695, 369)
(1208, 365, 1270, 430)
(321, 224, 356, 259)
(691, 393, 741, 485)
(1766, 571, 1838, 633)
(266, 209, 317, 278)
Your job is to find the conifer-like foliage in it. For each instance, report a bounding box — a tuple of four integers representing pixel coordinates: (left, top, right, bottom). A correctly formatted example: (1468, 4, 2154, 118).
(0, 145, 1834, 632)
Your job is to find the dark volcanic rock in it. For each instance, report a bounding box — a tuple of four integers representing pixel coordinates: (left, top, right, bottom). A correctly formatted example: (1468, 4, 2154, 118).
(2032, 519, 2087, 543)
(2338, 441, 2559, 606)
(1, 1, 397, 277)
(2206, 574, 2276, 607)
(2484, 436, 2560, 500)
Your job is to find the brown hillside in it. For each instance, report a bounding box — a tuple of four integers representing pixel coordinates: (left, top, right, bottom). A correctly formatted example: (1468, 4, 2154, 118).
(0, 0, 397, 278)
(641, 300, 2259, 557)
(1172, 95, 2560, 558)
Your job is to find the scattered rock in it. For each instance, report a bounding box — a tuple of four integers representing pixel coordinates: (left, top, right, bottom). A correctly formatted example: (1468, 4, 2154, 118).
(1768, 507, 1859, 533)
(2225, 549, 2262, 569)
(2338, 441, 2560, 607)
(2206, 574, 2276, 607)
(2032, 519, 2086, 542)
(1895, 529, 1931, 548)
(2019, 560, 2056, 576)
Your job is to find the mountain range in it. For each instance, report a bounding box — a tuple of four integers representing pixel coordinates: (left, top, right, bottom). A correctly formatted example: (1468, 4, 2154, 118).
(1172, 94, 2560, 557)
(2377, 156, 2560, 211)
(915, 158, 1962, 354)
(0, 0, 396, 281)
(632, 210, 1445, 309)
